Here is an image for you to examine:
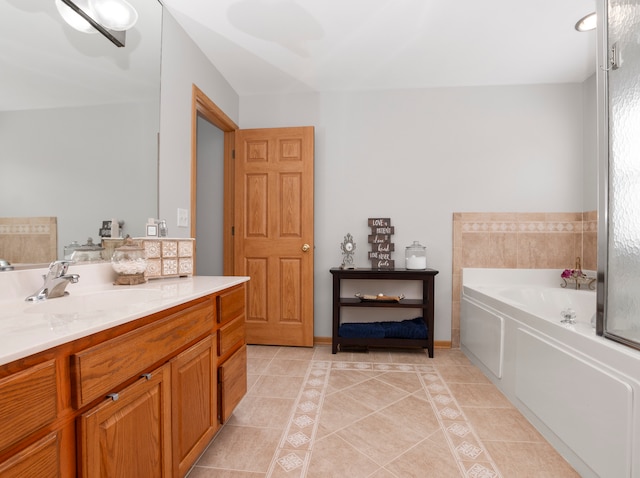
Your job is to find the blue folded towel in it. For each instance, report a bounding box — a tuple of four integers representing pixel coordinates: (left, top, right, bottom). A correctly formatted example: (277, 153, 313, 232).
(338, 317, 427, 339)
(381, 317, 428, 339)
(338, 322, 386, 338)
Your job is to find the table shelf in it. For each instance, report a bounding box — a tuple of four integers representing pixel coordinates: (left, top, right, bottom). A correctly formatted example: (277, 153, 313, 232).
(330, 268, 438, 357)
(338, 298, 425, 307)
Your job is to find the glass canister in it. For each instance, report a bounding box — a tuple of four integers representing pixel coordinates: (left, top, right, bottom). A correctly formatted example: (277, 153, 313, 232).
(70, 237, 104, 262)
(111, 236, 147, 285)
(405, 241, 427, 270)
(64, 241, 81, 260)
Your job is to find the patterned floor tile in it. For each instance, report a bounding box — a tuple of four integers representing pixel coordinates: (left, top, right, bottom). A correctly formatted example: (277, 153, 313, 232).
(188, 346, 578, 478)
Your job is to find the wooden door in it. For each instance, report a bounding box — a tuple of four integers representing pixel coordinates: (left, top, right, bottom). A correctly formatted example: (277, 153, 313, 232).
(79, 364, 172, 478)
(234, 127, 314, 346)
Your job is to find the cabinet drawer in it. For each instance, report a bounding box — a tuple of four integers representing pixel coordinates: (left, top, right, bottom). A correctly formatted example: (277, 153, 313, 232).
(71, 298, 213, 408)
(0, 360, 57, 452)
(217, 285, 245, 325)
(219, 345, 247, 423)
(218, 316, 245, 357)
(0, 431, 60, 478)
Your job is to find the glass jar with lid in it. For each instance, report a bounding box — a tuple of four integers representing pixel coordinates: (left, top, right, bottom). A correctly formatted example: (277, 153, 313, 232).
(405, 241, 427, 270)
(70, 237, 104, 262)
(64, 240, 81, 260)
(112, 236, 147, 285)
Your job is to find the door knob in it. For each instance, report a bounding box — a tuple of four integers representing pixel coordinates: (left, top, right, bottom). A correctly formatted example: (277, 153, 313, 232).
(302, 243, 311, 252)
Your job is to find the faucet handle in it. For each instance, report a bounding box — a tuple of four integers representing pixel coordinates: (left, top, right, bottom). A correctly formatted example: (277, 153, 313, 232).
(48, 260, 71, 277)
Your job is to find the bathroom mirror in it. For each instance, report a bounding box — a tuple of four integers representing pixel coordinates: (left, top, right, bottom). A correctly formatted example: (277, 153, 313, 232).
(0, 0, 162, 265)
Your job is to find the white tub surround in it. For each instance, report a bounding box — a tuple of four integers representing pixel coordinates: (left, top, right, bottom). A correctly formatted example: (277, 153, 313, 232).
(0, 262, 249, 366)
(461, 268, 640, 478)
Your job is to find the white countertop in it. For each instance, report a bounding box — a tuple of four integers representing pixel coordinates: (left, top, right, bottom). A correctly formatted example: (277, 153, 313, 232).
(0, 263, 249, 366)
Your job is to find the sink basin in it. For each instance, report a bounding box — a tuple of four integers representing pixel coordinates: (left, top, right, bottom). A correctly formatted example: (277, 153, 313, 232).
(25, 289, 163, 315)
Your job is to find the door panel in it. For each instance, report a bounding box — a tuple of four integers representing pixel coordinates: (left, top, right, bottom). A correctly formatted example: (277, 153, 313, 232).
(245, 174, 268, 236)
(246, 258, 267, 323)
(235, 126, 314, 346)
(281, 258, 302, 321)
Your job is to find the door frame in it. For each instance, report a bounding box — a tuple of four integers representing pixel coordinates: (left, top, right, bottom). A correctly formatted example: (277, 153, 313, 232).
(190, 85, 238, 275)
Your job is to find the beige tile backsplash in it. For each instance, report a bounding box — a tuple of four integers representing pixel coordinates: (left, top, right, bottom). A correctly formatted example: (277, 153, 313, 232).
(451, 211, 597, 348)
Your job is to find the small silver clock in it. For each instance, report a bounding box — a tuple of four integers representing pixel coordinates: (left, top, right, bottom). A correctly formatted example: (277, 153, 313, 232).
(340, 233, 356, 269)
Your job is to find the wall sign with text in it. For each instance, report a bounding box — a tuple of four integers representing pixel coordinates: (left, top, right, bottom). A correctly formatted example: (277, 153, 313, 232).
(367, 218, 395, 268)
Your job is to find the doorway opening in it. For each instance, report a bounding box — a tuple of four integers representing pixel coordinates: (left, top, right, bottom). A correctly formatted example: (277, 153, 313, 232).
(195, 116, 224, 275)
(190, 85, 237, 275)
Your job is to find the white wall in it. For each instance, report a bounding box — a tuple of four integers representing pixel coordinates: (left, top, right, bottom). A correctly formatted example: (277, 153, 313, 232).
(240, 84, 585, 340)
(158, 13, 239, 235)
(158, 12, 590, 342)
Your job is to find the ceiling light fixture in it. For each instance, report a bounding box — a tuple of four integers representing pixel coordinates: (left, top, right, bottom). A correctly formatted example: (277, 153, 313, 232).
(91, 0, 138, 31)
(575, 12, 597, 32)
(55, 0, 138, 47)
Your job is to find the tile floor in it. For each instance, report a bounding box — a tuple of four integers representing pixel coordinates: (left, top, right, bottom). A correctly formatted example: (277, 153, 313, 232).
(187, 346, 580, 478)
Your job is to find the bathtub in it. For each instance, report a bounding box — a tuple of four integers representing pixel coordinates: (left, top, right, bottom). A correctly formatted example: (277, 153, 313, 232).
(461, 268, 640, 478)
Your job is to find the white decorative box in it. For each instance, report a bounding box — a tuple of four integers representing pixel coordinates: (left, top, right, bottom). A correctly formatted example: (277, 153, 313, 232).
(135, 238, 195, 279)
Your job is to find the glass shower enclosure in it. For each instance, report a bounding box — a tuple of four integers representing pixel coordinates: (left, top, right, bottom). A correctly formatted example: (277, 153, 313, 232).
(598, 0, 640, 350)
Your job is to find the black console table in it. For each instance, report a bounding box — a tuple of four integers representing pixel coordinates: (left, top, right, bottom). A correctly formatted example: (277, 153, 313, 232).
(330, 268, 438, 357)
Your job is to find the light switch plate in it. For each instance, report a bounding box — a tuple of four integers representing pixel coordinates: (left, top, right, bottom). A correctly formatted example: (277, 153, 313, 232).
(177, 208, 189, 228)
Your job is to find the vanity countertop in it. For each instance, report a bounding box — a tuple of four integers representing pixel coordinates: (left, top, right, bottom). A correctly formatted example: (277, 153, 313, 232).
(0, 266, 249, 366)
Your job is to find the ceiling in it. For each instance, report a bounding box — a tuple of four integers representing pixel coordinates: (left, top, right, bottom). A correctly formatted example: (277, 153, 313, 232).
(162, 0, 597, 96)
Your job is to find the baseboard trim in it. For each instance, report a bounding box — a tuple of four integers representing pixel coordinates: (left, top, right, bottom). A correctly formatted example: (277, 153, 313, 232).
(313, 337, 452, 349)
(434, 340, 452, 349)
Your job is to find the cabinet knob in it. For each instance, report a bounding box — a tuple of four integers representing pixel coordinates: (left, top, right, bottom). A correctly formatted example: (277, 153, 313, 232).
(302, 243, 311, 252)
(140, 373, 152, 381)
(106, 393, 119, 401)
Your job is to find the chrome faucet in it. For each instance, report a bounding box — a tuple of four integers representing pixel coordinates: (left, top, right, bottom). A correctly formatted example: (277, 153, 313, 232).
(25, 261, 80, 302)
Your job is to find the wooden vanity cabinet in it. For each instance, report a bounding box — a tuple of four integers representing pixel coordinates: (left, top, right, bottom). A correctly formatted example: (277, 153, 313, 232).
(0, 281, 248, 478)
(79, 335, 223, 478)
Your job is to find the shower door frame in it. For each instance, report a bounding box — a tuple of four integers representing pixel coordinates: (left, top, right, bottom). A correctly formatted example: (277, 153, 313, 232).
(597, 0, 640, 351)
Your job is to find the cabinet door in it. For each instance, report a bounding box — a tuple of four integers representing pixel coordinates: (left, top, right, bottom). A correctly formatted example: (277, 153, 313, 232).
(219, 345, 247, 423)
(171, 335, 218, 477)
(0, 431, 60, 478)
(79, 364, 172, 478)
